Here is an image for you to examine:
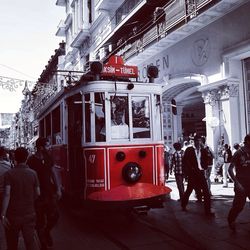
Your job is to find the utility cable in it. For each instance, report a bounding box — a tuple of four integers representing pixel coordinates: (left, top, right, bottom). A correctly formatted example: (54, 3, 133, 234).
(0, 63, 36, 80)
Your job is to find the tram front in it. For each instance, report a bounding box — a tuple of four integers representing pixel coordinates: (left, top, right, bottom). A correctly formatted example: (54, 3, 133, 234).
(83, 56, 171, 210)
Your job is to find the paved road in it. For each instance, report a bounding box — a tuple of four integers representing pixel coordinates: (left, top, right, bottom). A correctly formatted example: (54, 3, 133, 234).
(2, 176, 250, 250)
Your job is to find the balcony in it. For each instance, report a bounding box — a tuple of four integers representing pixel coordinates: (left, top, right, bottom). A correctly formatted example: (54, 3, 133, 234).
(56, 13, 72, 37)
(55, 0, 66, 7)
(65, 13, 72, 27)
(117, 0, 248, 64)
(115, 0, 144, 26)
(71, 28, 90, 48)
(95, 0, 125, 12)
(56, 20, 66, 36)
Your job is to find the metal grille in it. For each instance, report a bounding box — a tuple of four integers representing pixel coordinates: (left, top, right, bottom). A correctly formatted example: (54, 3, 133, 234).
(243, 57, 250, 132)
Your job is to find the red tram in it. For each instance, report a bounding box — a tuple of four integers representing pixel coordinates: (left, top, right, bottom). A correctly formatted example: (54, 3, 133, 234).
(36, 56, 171, 211)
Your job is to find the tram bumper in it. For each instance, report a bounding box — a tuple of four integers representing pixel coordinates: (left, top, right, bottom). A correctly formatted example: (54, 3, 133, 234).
(87, 183, 171, 209)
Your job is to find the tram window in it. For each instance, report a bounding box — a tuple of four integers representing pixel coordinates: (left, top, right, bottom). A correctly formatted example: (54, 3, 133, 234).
(95, 92, 105, 142)
(110, 95, 129, 139)
(132, 96, 151, 138)
(85, 94, 91, 142)
(39, 119, 45, 137)
(52, 106, 62, 144)
(154, 94, 162, 141)
(45, 114, 51, 143)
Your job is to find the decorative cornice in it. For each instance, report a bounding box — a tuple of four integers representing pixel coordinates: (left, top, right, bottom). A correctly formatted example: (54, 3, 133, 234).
(200, 77, 239, 103)
(198, 77, 239, 92)
(202, 90, 220, 106)
(220, 84, 239, 99)
(202, 78, 239, 105)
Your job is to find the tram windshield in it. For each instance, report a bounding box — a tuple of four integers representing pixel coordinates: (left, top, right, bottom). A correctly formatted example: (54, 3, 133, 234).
(95, 93, 106, 142)
(132, 96, 151, 138)
(84, 92, 161, 143)
(110, 95, 129, 139)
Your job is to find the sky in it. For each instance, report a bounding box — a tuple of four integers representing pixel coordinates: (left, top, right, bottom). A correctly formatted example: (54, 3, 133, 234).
(0, 0, 65, 113)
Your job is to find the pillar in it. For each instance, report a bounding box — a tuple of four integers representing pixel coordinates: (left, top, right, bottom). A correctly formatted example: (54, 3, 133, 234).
(172, 103, 183, 142)
(202, 90, 220, 152)
(220, 82, 240, 146)
(201, 79, 240, 152)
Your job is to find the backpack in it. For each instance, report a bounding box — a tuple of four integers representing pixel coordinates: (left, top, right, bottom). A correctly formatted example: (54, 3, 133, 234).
(224, 148, 232, 163)
(206, 146, 214, 166)
(239, 148, 250, 167)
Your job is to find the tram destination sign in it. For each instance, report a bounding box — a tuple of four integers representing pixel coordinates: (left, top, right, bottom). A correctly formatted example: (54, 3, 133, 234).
(101, 55, 138, 78)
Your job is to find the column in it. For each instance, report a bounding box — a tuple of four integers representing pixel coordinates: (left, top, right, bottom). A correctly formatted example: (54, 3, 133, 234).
(83, 0, 89, 28)
(202, 90, 220, 152)
(220, 82, 240, 146)
(172, 103, 183, 142)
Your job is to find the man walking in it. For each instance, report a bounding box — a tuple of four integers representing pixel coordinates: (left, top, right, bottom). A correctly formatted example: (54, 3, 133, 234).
(1, 147, 40, 250)
(0, 147, 11, 250)
(228, 134, 250, 230)
(201, 136, 215, 194)
(0, 147, 11, 201)
(0, 147, 11, 205)
(27, 137, 61, 250)
(222, 144, 232, 187)
(170, 142, 185, 200)
(181, 135, 214, 216)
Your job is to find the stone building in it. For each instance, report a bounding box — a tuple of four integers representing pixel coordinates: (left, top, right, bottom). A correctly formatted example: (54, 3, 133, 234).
(55, 0, 250, 152)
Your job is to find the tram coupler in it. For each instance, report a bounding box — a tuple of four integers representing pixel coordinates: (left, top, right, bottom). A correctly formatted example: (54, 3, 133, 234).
(133, 205, 150, 215)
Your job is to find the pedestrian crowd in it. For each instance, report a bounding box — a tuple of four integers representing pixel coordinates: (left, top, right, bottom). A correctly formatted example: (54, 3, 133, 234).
(0, 137, 61, 250)
(164, 133, 250, 230)
(1, 133, 250, 249)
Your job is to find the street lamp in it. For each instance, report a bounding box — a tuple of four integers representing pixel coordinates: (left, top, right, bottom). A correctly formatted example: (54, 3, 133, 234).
(203, 116, 220, 129)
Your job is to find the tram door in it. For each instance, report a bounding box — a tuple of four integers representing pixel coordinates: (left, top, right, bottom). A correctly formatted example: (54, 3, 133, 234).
(67, 94, 84, 199)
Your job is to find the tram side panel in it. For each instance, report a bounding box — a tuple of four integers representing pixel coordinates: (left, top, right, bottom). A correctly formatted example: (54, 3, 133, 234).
(83, 147, 106, 199)
(50, 145, 70, 194)
(155, 145, 165, 186)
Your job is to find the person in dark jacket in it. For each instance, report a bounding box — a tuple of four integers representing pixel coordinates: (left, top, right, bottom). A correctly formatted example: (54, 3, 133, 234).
(170, 142, 185, 200)
(227, 134, 250, 230)
(0, 147, 11, 205)
(1, 147, 40, 250)
(27, 137, 61, 250)
(222, 144, 232, 187)
(0, 146, 12, 250)
(164, 145, 170, 181)
(181, 135, 214, 216)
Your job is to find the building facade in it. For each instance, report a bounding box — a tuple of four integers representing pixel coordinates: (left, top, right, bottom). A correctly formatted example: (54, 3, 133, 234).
(55, 0, 250, 152)
(0, 113, 15, 147)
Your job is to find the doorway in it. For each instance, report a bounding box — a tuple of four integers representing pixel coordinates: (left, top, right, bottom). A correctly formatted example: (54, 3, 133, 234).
(67, 93, 84, 198)
(181, 94, 206, 141)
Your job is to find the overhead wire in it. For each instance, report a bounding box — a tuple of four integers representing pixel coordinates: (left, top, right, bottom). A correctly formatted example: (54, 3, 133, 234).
(0, 63, 36, 80)
(101, 1, 170, 61)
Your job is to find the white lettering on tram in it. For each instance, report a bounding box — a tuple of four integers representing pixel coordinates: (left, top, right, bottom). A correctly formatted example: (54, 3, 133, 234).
(103, 65, 135, 75)
(88, 154, 96, 164)
(121, 67, 134, 75)
(87, 179, 105, 187)
(103, 66, 115, 73)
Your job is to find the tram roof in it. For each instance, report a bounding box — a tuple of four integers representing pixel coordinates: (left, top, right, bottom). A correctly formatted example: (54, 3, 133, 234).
(77, 79, 162, 92)
(36, 79, 163, 118)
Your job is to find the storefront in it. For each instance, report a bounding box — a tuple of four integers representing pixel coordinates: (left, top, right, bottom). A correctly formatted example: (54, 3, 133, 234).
(133, 2, 250, 153)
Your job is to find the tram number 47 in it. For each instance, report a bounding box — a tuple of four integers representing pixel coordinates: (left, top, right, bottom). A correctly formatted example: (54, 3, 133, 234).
(88, 154, 96, 164)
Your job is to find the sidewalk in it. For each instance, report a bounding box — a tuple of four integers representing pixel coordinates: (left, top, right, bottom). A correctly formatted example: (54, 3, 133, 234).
(166, 174, 235, 201)
(165, 175, 250, 250)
